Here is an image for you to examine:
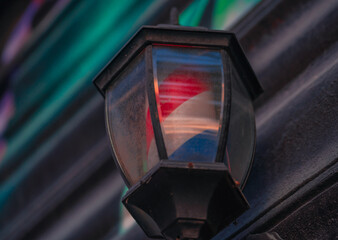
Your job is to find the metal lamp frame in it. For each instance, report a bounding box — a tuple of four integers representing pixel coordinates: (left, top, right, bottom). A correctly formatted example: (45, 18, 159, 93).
(93, 25, 262, 239)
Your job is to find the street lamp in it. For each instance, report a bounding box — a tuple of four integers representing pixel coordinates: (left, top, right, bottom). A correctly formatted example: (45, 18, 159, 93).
(94, 25, 262, 240)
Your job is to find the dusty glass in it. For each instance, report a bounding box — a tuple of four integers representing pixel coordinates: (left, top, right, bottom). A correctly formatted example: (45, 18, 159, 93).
(226, 63, 256, 187)
(106, 52, 159, 186)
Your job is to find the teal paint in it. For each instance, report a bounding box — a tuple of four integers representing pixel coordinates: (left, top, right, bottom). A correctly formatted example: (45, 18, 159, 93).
(2, 0, 162, 166)
(0, 0, 168, 207)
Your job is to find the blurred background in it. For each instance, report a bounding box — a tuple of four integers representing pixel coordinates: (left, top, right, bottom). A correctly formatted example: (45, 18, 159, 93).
(0, 0, 337, 239)
(0, 0, 261, 238)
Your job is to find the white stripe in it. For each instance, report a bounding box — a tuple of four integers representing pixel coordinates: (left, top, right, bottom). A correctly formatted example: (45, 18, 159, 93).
(148, 91, 220, 162)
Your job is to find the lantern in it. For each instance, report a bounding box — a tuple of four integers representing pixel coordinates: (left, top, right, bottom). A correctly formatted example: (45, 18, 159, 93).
(94, 25, 262, 240)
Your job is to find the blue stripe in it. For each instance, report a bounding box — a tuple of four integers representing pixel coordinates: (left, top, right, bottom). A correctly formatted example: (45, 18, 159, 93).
(169, 130, 218, 162)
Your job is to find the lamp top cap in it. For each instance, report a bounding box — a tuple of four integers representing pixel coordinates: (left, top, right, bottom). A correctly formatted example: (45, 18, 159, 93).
(93, 25, 263, 99)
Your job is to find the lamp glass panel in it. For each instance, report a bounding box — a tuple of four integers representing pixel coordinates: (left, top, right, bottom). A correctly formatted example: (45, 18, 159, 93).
(226, 64, 255, 187)
(151, 45, 225, 163)
(106, 52, 159, 186)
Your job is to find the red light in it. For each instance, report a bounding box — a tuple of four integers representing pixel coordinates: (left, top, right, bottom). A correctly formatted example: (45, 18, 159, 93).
(146, 70, 208, 154)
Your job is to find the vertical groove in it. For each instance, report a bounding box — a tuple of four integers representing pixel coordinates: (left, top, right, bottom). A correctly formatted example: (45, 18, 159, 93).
(215, 50, 232, 164)
(145, 45, 168, 160)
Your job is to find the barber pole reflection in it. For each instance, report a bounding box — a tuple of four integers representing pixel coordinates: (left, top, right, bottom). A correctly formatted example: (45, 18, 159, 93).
(146, 70, 222, 168)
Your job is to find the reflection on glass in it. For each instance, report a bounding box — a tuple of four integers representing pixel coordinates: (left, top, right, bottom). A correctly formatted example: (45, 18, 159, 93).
(106, 51, 159, 186)
(151, 46, 224, 163)
(105, 45, 254, 187)
(226, 64, 255, 187)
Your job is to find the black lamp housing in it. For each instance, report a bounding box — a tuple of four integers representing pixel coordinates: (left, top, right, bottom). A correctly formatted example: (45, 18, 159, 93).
(93, 25, 262, 240)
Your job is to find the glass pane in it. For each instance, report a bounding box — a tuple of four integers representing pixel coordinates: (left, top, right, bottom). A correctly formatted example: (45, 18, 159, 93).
(106, 51, 159, 186)
(226, 63, 255, 187)
(152, 45, 224, 163)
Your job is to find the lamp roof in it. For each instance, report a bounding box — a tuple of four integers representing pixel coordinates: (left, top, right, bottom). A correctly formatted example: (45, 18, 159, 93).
(93, 25, 263, 99)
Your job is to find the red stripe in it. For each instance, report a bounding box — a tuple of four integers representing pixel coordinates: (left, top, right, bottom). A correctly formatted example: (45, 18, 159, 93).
(158, 72, 208, 119)
(146, 70, 208, 153)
